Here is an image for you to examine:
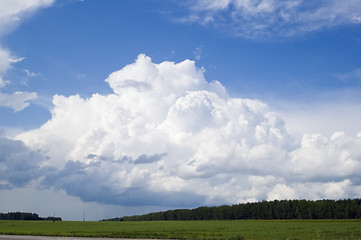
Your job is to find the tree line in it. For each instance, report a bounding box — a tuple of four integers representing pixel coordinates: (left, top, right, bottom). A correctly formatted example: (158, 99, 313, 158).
(104, 199, 361, 221)
(0, 212, 62, 221)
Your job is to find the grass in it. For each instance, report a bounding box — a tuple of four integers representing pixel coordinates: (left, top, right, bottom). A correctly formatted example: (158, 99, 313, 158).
(0, 219, 360, 239)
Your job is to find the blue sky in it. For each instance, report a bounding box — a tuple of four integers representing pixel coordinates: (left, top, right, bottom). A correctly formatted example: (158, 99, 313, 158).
(2, 0, 361, 130)
(1, 0, 361, 220)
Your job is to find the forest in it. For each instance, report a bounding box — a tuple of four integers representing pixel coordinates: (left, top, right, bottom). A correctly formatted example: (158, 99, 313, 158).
(105, 199, 361, 221)
(0, 212, 62, 221)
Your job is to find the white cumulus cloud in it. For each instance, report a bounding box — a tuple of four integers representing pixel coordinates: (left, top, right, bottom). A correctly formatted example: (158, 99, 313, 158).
(0, 0, 55, 35)
(14, 55, 361, 208)
(0, 91, 37, 112)
(0, 0, 55, 111)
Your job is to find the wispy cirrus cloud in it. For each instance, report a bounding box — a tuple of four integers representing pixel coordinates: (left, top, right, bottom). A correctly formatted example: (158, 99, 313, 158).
(177, 0, 361, 39)
(337, 67, 361, 82)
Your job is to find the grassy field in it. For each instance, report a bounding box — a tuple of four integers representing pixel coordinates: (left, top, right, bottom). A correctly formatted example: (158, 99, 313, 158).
(0, 219, 360, 239)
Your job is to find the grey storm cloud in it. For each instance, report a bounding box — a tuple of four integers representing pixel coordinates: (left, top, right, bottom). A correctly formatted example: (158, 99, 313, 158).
(0, 137, 46, 189)
(87, 153, 167, 165)
(42, 160, 204, 207)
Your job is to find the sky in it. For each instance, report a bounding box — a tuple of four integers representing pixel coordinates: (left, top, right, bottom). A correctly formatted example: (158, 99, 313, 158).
(0, 0, 361, 221)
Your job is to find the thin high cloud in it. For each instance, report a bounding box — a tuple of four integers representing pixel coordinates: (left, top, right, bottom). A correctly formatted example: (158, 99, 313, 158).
(178, 0, 361, 38)
(13, 55, 361, 207)
(0, 0, 55, 111)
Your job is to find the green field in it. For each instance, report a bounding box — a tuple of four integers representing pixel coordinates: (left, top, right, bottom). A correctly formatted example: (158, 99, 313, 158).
(0, 219, 360, 239)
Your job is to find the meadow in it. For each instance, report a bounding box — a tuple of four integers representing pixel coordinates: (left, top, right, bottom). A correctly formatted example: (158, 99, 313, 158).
(0, 219, 360, 239)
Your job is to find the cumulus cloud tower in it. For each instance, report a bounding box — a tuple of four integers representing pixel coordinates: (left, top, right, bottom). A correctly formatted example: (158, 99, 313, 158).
(16, 55, 361, 207)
